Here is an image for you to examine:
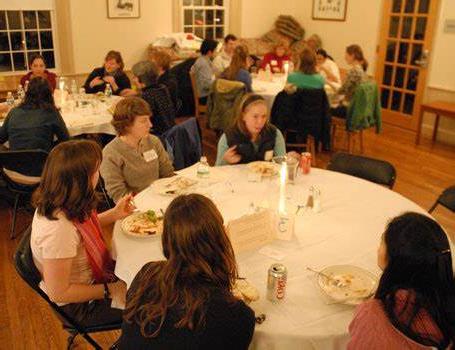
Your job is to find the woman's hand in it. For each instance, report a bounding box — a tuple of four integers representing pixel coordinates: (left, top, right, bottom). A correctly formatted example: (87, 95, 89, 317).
(109, 280, 127, 307)
(90, 76, 104, 88)
(113, 193, 135, 220)
(223, 145, 241, 164)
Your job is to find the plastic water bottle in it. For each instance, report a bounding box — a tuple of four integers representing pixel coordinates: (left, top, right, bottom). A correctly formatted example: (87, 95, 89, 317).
(17, 84, 25, 101)
(6, 92, 15, 106)
(105, 83, 112, 98)
(197, 156, 210, 178)
(70, 79, 78, 95)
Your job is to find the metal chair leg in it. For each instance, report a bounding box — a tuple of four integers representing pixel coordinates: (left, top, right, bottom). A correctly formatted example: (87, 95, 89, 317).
(428, 200, 439, 213)
(67, 332, 77, 350)
(10, 193, 20, 239)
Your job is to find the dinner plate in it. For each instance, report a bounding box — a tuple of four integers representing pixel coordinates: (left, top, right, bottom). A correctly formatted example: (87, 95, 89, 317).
(317, 265, 378, 305)
(151, 176, 198, 196)
(247, 161, 279, 177)
(121, 212, 163, 238)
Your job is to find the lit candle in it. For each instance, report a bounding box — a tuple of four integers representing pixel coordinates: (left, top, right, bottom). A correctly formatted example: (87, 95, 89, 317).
(278, 161, 287, 215)
(59, 78, 65, 108)
(283, 61, 289, 76)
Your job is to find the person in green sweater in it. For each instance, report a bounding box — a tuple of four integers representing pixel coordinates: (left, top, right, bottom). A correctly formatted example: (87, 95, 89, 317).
(286, 48, 325, 90)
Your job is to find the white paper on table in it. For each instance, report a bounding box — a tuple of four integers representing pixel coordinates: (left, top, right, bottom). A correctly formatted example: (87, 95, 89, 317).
(227, 210, 275, 253)
(258, 246, 286, 261)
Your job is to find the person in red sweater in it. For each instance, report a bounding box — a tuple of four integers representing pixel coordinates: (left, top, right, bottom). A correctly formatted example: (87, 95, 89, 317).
(20, 54, 57, 92)
(348, 212, 455, 350)
(260, 43, 290, 73)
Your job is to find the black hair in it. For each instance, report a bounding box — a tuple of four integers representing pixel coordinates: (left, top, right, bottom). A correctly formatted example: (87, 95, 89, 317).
(316, 49, 334, 61)
(224, 34, 237, 43)
(200, 39, 218, 55)
(19, 77, 57, 112)
(29, 53, 47, 68)
(375, 212, 455, 348)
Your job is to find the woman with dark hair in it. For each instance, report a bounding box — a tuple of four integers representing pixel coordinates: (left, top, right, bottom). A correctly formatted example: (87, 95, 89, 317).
(286, 48, 325, 89)
(118, 193, 255, 349)
(31, 140, 134, 327)
(20, 54, 57, 91)
(100, 96, 174, 203)
(221, 45, 252, 92)
(215, 93, 285, 165)
(83, 50, 131, 96)
(316, 49, 341, 89)
(0, 77, 69, 153)
(192, 39, 219, 104)
(348, 212, 455, 349)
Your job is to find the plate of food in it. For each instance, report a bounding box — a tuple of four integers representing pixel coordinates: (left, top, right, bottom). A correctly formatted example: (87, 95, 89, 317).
(232, 279, 260, 304)
(247, 161, 278, 177)
(152, 176, 198, 196)
(121, 210, 163, 238)
(316, 265, 378, 305)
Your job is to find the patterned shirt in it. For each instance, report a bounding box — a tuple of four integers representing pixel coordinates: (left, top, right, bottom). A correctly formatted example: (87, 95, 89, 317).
(338, 64, 368, 101)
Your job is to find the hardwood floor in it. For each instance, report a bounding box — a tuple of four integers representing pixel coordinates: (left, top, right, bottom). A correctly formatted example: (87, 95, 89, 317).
(0, 121, 454, 349)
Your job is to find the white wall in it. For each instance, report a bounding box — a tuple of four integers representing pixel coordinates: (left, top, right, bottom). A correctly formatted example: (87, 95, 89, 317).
(68, 0, 173, 73)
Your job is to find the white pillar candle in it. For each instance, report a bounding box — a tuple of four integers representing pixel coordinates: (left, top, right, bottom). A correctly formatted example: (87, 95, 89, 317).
(278, 162, 287, 215)
(59, 79, 65, 107)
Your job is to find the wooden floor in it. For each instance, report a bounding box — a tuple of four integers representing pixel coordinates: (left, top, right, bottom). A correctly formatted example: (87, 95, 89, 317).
(0, 121, 454, 349)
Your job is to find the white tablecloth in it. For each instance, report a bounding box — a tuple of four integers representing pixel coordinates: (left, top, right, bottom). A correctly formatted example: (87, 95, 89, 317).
(112, 165, 448, 350)
(252, 75, 287, 110)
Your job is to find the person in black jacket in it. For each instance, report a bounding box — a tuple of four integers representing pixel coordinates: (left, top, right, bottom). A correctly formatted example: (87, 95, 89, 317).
(83, 50, 131, 96)
(119, 194, 255, 350)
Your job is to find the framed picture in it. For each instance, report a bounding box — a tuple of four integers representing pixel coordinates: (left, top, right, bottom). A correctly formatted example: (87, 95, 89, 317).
(312, 0, 348, 21)
(107, 0, 140, 19)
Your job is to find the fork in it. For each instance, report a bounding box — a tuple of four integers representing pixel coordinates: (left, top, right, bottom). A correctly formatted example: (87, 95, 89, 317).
(306, 267, 348, 288)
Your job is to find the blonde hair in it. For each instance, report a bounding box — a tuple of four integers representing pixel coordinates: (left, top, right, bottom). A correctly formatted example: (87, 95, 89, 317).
(233, 93, 269, 136)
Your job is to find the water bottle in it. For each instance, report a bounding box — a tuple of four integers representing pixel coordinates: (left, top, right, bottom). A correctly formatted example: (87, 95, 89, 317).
(17, 84, 25, 101)
(197, 156, 210, 178)
(105, 83, 112, 98)
(70, 79, 78, 95)
(6, 92, 15, 106)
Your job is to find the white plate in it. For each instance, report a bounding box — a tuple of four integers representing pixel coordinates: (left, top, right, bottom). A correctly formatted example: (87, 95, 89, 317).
(121, 212, 163, 239)
(317, 265, 378, 305)
(151, 176, 198, 196)
(247, 161, 279, 177)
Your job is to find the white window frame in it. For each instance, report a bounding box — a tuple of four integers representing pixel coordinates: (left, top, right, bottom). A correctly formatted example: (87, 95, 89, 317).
(0, 9, 58, 75)
(180, 0, 230, 41)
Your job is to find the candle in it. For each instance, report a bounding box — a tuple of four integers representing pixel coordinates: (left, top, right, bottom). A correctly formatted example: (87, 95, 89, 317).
(283, 61, 289, 75)
(278, 162, 287, 215)
(59, 78, 65, 108)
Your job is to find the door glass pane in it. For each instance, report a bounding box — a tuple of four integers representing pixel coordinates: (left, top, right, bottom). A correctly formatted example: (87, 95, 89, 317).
(0, 11, 6, 30)
(206, 27, 214, 39)
(215, 0, 224, 5)
(184, 26, 193, 33)
(216, 26, 224, 39)
(195, 10, 204, 25)
(407, 69, 419, 90)
(383, 65, 393, 85)
(0, 32, 10, 51)
(7, 11, 21, 30)
(386, 41, 396, 62)
(216, 10, 224, 25)
(40, 31, 53, 49)
(381, 88, 390, 109)
(23, 11, 37, 29)
(394, 67, 405, 88)
(404, 0, 416, 13)
(411, 44, 423, 65)
(392, 0, 402, 13)
(41, 50, 55, 68)
(206, 10, 214, 25)
(184, 10, 192, 26)
(26, 31, 39, 50)
(414, 17, 427, 40)
(389, 16, 400, 37)
(418, 0, 430, 13)
(10, 31, 24, 51)
(398, 42, 409, 63)
(403, 93, 415, 115)
(391, 91, 402, 111)
(0, 53, 12, 72)
(401, 17, 413, 39)
(38, 11, 51, 29)
(13, 52, 26, 71)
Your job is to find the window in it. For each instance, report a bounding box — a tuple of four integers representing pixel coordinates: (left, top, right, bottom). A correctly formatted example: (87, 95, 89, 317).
(181, 0, 229, 40)
(0, 10, 56, 73)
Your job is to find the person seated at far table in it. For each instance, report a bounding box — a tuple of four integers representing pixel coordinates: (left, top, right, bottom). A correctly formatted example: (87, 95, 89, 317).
(100, 96, 174, 203)
(316, 49, 341, 90)
(221, 45, 252, 92)
(213, 34, 238, 77)
(286, 48, 325, 90)
(260, 42, 291, 73)
(31, 140, 133, 328)
(216, 93, 285, 166)
(348, 212, 455, 349)
(83, 50, 131, 96)
(20, 54, 57, 91)
(118, 193, 255, 350)
(191, 39, 219, 105)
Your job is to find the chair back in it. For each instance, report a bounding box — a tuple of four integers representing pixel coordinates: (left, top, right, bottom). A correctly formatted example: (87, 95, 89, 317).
(169, 57, 197, 117)
(189, 70, 207, 118)
(0, 149, 48, 177)
(327, 152, 397, 189)
(346, 80, 382, 132)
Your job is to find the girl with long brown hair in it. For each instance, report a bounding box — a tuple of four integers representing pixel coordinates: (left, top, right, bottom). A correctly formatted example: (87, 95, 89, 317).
(221, 45, 252, 92)
(286, 48, 325, 89)
(31, 139, 134, 326)
(119, 194, 255, 349)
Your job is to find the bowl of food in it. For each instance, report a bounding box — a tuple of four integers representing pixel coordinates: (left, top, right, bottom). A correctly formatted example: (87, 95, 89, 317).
(247, 161, 278, 177)
(121, 210, 163, 238)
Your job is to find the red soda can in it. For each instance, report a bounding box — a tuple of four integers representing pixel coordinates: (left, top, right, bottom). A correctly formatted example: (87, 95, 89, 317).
(300, 152, 312, 174)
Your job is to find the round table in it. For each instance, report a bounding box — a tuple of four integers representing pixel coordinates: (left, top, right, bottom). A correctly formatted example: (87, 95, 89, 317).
(112, 164, 451, 350)
(252, 75, 286, 110)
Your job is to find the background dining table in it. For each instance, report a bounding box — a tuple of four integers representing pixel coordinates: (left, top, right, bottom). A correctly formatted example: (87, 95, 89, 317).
(112, 164, 454, 350)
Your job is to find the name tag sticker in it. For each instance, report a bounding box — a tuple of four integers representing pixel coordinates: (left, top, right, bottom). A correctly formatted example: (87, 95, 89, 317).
(143, 149, 158, 162)
(264, 150, 274, 161)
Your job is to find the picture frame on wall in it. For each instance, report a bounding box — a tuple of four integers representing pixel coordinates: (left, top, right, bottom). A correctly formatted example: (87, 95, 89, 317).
(107, 0, 140, 19)
(312, 0, 348, 21)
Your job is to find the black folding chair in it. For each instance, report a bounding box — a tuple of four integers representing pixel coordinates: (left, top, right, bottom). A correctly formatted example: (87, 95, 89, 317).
(327, 152, 397, 189)
(429, 185, 455, 214)
(14, 226, 122, 349)
(0, 149, 48, 239)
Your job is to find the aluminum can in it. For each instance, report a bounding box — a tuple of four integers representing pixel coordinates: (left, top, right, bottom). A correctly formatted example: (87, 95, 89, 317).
(300, 152, 312, 174)
(266, 263, 287, 302)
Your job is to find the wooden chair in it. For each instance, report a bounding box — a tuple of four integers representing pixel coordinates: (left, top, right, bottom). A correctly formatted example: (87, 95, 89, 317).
(283, 130, 317, 166)
(189, 71, 207, 118)
(331, 116, 365, 154)
(429, 185, 455, 214)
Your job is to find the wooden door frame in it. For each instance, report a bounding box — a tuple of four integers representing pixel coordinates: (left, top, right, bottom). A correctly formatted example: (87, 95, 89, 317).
(375, 0, 441, 131)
